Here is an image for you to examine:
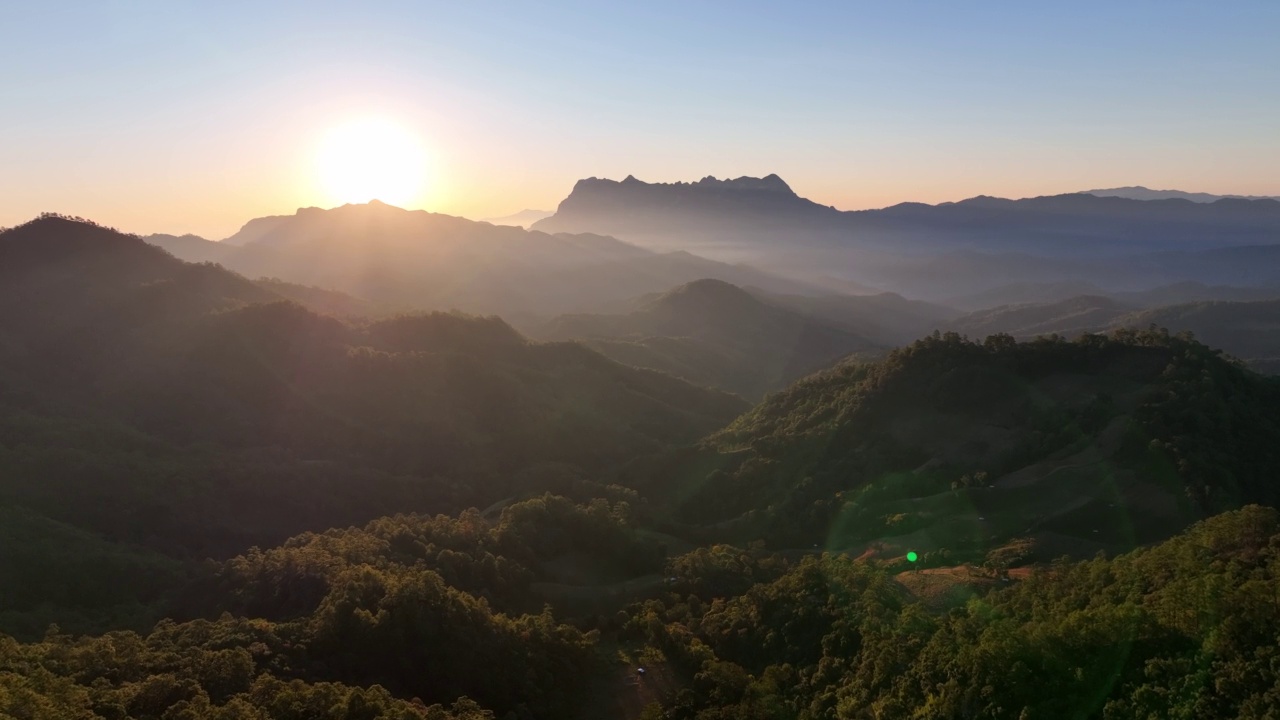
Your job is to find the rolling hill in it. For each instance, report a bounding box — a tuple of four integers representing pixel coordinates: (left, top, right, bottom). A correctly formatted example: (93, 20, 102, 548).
(537, 279, 880, 399)
(947, 280, 1280, 312)
(1113, 299, 1280, 371)
(636, 330, 1280, 568)
(948, 295, 1134, 338)
(756, 288, 959, 344)
(7, 216, 1280, 720)
(945, 295, 1280, 372)
(0, 214, 747, 565)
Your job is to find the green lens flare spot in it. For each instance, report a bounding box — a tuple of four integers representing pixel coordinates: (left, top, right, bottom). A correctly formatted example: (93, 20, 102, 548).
(906, 551, 919, 562)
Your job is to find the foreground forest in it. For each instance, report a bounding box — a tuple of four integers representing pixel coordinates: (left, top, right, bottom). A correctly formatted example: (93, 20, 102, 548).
(4, 216, 1280, 718)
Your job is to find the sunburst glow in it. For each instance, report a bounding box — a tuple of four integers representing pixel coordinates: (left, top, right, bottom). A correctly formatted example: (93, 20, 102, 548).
(315, 118, 427, 206)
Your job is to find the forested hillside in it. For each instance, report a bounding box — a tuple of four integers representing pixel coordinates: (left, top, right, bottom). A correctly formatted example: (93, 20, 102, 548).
(947, 295, 1280, 372)
(1113, 300, 1280, 372)
(5, 215, 1280, 719)
(648, 330, 1280, 563)
(0, 494, 642, 719)
(624, 506, 1280, 719)
(0, 216, 743, 640)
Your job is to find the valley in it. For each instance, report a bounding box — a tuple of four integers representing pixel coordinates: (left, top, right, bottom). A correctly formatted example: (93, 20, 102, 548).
(3, 202, 1280, 718)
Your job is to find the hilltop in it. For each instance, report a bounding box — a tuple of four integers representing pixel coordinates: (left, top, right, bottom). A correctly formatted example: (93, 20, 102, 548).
(538, 279, 880, 399)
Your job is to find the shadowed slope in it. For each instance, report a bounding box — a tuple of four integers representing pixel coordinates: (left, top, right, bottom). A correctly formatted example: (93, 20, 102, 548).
(539, 279, 878, 399)
(0, 215, 747, 560)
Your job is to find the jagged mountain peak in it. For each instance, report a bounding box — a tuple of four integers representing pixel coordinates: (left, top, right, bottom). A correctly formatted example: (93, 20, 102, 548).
(568, 173, 796, 195)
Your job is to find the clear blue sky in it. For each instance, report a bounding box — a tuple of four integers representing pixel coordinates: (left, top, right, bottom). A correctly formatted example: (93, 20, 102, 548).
(2, 1, 1277, 237)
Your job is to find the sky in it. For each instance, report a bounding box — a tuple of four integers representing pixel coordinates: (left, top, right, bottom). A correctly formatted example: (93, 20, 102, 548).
(2, 1, 1278, 239)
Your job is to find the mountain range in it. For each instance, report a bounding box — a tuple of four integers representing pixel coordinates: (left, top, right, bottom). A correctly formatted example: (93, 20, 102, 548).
(145, 201, 824, 324)
(534, 175, 1280, 256)
(143, 179, 1280, 324)
(1086, 186, 1280, 203)
(532, 174, 1280, 301)
(0, 214, 746, 558)
(135, 190, 1280, 383)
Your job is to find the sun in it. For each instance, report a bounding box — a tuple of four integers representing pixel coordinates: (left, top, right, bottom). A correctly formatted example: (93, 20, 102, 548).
(315, 117, 428, 206)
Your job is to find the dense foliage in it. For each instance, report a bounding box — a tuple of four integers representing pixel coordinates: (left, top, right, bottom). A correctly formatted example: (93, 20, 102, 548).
(660, 329, 1280, 555)
(5, 216, 1280, 718)
(0, 495, 649, 719)
(0, 217, 742, 633)
(626, 506, 1280, 719)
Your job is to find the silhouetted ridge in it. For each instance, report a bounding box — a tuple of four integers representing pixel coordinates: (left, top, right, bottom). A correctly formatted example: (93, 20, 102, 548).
(149, 201, 819, 318)
(1, 215, 169, 263)
(0, 215, 197, 300)
(534, 174, 832, 249)
(1087, 186, 1280, 203)
(695, 173, 794, 193)
(560, 173, 800, 200)
(535, 178, 1280, 300)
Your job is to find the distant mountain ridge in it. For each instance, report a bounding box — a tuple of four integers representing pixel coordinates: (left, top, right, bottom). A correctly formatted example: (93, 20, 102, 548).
(1086, 186, 1280, 203)
(144, 201, 825, 322)
(480, 208, 554, 228)
(535, 174, 1280, 255)
(533, 174, 841, 256)
(533, 174, 1280, 300)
